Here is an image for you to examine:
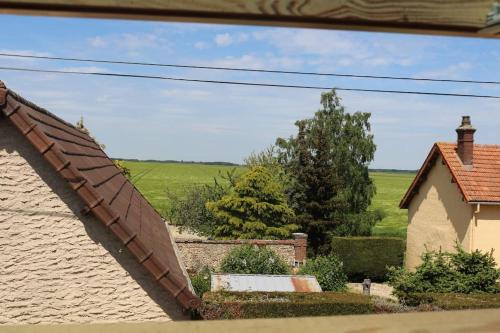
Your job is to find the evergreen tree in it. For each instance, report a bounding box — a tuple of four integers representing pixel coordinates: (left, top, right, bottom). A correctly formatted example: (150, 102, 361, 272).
(206, 166, 297, 239)
(276, 89, 377, 252)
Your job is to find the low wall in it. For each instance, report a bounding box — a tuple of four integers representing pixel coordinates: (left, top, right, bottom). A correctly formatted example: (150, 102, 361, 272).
(175, 233, 307, 272)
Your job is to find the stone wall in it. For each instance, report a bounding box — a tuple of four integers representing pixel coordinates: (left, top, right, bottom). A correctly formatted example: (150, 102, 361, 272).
(175, 234, 307, 272)
(0, 120, 185, 324)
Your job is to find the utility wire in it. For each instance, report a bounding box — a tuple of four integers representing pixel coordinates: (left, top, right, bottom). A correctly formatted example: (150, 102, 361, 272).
(0, 65, 499, 99)
(0, 52, 498, 86)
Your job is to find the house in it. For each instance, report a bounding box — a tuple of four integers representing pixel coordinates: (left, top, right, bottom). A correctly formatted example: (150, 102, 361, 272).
(400, 116, 500, 270)
(0, 81, 200, 324)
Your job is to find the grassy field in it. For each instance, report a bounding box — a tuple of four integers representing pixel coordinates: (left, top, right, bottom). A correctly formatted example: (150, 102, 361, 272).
(370, 172, 414, 238)
(123, 161, 414, 238)
(123, 161, 241, 215)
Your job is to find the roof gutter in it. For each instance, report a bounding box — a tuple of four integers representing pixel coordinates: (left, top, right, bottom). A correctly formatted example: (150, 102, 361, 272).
(468, 201, 500, 205)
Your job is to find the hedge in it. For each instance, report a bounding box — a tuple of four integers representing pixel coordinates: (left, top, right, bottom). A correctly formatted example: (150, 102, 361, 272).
(199, 292, 373, 319)
(403, 293, 500, 309)
(198, 291, 500, 319)
(331, 237, 405, 281)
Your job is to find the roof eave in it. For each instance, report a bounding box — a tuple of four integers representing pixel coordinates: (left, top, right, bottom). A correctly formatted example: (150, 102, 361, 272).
(400, 143, 473, 209)
(399, 144, 440, 209)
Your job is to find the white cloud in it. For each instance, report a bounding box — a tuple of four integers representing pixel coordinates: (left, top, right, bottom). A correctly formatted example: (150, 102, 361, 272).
(87, 32, 166, 51)
(267, 55, 304, 69)
(253, 29, 360, 56)
(214, 32, 249, 46)
(417, 62, 473, 80)
(0, 49, 51, 57)
(215, 33, 232, 46)
(253, 29, 424, 68)
(162, 88, 211, 99)
(60, 66, 108, 73)
(121, 33, 159, 49)
(88, 36, 107, 48)
(194, 41, 209, 49)
(206, 54, 264, 69)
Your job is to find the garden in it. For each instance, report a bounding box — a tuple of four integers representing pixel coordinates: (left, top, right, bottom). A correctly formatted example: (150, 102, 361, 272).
(128, 89, 500, 318)
(190, 241, 499, 319)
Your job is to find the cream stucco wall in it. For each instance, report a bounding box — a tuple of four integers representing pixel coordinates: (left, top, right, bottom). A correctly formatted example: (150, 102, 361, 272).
(406, 156, 474, 270)
(0, 119, 186, 324)
(473, 205, 500, 266)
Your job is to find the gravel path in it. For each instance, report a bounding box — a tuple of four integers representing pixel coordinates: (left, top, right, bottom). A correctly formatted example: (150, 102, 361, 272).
(347, 282, 397, 301)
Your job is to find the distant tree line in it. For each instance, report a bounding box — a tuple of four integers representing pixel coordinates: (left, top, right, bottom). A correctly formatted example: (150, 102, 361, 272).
(112, 158, 240, 167)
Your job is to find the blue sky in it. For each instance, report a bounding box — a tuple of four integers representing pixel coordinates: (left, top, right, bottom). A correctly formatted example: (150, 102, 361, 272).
(0, 15, 499, 169)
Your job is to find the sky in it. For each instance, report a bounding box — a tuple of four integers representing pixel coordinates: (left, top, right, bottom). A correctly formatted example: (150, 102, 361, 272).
(0, 15, 499, 169)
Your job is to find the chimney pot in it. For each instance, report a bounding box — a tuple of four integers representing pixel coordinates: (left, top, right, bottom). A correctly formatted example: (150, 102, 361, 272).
(456, 116, 476, 166)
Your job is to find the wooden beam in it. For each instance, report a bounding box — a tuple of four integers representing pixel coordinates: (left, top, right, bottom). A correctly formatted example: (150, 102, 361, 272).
(0, 0, 497, 38)
(0, 309, 499, 333)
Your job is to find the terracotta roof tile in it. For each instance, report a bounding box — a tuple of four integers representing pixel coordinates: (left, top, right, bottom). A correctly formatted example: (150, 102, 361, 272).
(400, 141, 500, 208)
(0, 81, 200, 310)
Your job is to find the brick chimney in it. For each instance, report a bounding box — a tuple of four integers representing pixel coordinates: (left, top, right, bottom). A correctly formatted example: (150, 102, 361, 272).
(292, 233, 307, 266)
(456, 116, 476, 166)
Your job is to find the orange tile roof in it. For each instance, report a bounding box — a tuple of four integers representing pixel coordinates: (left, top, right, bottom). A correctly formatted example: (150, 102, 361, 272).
(400, 142, 500, 208)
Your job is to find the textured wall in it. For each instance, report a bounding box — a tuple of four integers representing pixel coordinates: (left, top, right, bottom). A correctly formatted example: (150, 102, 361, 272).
(0, 120, 185, 324)
(175, 239, 297, 272)
(406, 156, 473, 270)
(474, 205, 500, 266)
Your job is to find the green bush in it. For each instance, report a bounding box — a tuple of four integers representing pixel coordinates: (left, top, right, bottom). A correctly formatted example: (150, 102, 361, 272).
(219, 245, 290, 275)
(401, 293, 500, 309)
(207, 166, 297, 239)
(299, 254, 347, 291)
(190, 266, 212, 297)
(387, 245, 500, 304)
(199, 292, 373, 319)
(165, 173, 231, 237)
(330, 237, 405, 281)
(330, 209, 386, 237)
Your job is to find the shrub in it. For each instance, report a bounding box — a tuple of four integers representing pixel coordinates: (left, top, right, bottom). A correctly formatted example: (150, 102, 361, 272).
(207, 166, 298, 239)
(199, 292, 373, 319)
(165, 171, 233, 237)
(190, 266, 212, 297)
(220, 245, 290, 275)
(330, 237, 405, 281)
(299, 254, 347, 291)
(387, 245, 500, 303)
(401, 293, 500, 309)
(113, 160, 131, 179)
(330, 209, 386, 237)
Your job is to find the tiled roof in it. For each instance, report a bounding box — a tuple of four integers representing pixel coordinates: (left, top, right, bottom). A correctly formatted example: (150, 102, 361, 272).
(0, 81, 200, 310)
(400, 142, 500, 208)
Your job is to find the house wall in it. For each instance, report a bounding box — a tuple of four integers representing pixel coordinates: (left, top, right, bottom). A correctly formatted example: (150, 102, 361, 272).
(175, 238, 304, 273)
(406, 156, 473, 270)
(0, 120, 185, 324)
(473, 205, 500, 266)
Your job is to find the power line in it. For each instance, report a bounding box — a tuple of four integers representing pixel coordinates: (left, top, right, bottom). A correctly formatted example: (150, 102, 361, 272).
(0, 52, 498, 86)
(0, 65, 499, 99)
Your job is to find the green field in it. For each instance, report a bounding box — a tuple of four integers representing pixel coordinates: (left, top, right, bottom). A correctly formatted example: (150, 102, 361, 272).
(123, 161, 414, 238)
(370, 172, 414, 238)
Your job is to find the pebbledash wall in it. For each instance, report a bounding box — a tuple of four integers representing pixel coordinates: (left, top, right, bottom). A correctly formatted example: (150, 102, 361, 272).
(175, 234, 308, 272)
(0, 120, 186, 324)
